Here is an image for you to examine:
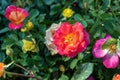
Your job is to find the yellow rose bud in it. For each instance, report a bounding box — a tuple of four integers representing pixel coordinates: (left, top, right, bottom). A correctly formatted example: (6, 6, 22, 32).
(26, 20, 33, 30)
(62, 8, 74, 18)
(22, 39, 39, 53)
(21, 20, 33, 32)
(59, 65, 65, 72)
(21, 27, 27, 32)
(6, 47, 13, 56)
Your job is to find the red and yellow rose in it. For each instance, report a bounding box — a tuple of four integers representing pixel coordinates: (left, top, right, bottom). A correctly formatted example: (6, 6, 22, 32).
(53, 22, 90, 58)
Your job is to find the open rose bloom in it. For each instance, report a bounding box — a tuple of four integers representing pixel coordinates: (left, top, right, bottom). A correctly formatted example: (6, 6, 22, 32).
(22, 39, 39, 53)
(53, 22, 90, 58)
(4, 5, 28, 30)
(93, 35, 120, 68)
(113, 74, 120, 80)
(0, 63, 4, 77)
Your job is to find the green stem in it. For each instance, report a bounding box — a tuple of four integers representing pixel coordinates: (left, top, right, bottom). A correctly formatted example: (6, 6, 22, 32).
(14, 63, 29, 73)
(4, 61, 14, 68)
(14, 63, 34, 76)
(5, 71, 41, 80)
(83, 0, 87, 14)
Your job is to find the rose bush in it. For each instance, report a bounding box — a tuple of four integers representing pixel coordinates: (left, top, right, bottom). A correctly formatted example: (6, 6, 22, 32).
(0, 0, 120, 80)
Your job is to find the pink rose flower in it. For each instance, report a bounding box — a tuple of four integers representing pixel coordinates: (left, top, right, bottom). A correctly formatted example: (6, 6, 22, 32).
(93, 35, 120, 68)
(53, 22, 90, 58)
(4, 5, 29, 30)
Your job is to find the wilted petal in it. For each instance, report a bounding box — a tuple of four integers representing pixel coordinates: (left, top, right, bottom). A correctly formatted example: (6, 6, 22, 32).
(45, 23, 61, 55)
(103, 54, 119, 68)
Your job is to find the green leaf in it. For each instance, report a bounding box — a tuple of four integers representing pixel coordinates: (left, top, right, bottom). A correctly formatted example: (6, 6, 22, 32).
(16, 0, 22, 7)
(0, 27, 9, 34)
(104, 22, 114, 34)
(1, 0, 8, 8)
(77, 53, 84, 60)
(15, 40, 23, 47)
(80, 20, 87, 28)
(29, 9, 39, 20)
(117, 39, 120, 51)
(62, 57, 70, 62)
(0, 52, 5, 62)
(100, 13, 113, 20)
(59, 74, 69, 80)
(43, 0, 54, 5)
(38, 14, 46, 22)
(9, 34, 18, 42)
(71, 63, 94, 80)
(70, 59, 78, 69)
(50, 3, 61, 15)
(102, 38, 117, 49)
(102, 0, 111, 10)
(73, 14, 87, 28)
(19, 59, 28, 66)
(73, 14, 82, 21)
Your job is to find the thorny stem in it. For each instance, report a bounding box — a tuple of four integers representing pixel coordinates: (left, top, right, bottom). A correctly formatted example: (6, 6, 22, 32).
(14, 63, 27, 71)
(14, 63, 34, 76)
(5, 71, 41, 80)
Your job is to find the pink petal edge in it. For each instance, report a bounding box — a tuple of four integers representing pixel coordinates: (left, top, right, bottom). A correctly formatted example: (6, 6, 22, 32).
(103, 54, 119, 68)
(93, 39, 108, 58)
(9, 22, 22, 30)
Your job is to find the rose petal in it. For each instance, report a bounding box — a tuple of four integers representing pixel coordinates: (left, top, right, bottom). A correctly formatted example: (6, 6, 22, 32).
(93, 39, 108, 58)
(4, 5, 16, 19)
(9, 22, 22, 30)
(84, 31, 90, 45)
(73, 22, 84, 43)
(116, 51, 120, 58)
(104, 34, 111, 39)
(58, 22, 72, 34)
(17, 8, 29, 17)
(79, 31, 90, 52)
(103, 54, 119, 68)
(73, 22, 84, 32)
(5, 5, 28, 21)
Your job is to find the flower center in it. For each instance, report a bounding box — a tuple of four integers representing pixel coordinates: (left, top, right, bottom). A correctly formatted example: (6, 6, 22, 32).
(10, 11, 25, 24)
(108, 44, 117, 54)
(64, 33, 78, 46)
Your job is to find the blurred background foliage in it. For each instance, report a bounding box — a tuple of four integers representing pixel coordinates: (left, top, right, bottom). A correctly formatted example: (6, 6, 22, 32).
(0, 0, 120, 80)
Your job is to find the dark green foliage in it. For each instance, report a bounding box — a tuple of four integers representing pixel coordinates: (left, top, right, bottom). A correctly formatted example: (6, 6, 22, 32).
(0, 0, 120, 80)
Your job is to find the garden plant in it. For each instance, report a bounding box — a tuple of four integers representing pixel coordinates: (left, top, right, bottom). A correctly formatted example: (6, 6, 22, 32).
(0, 0, 120, 80)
